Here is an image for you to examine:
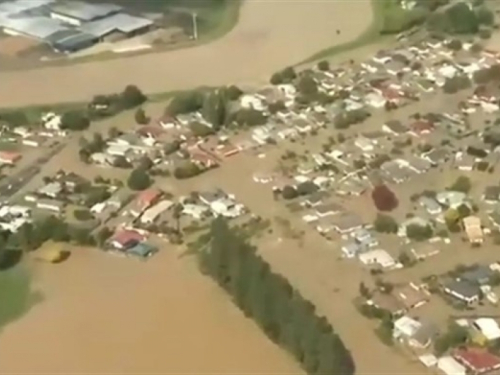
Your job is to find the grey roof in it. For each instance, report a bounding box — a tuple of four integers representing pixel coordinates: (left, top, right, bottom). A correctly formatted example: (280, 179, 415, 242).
(81, 13, 153, 37)
(384, 120, 407, 133)
(0, 16, 67, 39)
(47, 29, 97, 50)
(445, 280, 480, 299)
(0, 0, 54, 17)
(483, 186, 500, 201)
(460, 266, 495, 285)
(49, 1, 122, 21)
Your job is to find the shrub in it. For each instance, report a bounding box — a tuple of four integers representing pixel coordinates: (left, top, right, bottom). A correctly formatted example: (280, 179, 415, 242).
(270, 72, 284, 85)
(297, 75, 318, 97)
(282, 185, 299, 200)
(476, 7, 494, 26)
(120, 85, 147, 109)
(479, 28, 492, 39)
(113, 155, 132, 169)
(127, 168, 152, 191)
(138, 156, 153, 170)
(235, 108, 267, 126)
(167, 90, 204, 116)
(446, 2, 479, 34)
(224, 85, 243, 101)
(449, 176, 471, 193)
(371, 185, 398, 211)
(374, 214, 398, 233)
(447, 39, 462, 50)
(270, 67, 296, 85)
(443, 75, 471, 94)
(406, 224, 433, 241)
(296, 181, 319, 196)
(164, 140, 181, 155)
(73, 209, 93, 221)
(134, 107, 149, 125)
(317, 60, 330, 71)
(268, 101, 287, 114)
(61, 111, 90, 131)
(189, 122, 215, 137)
(173, 162, 202, 179)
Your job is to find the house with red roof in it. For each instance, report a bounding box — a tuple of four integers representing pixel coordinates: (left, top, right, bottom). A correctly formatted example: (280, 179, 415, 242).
(0, 150, 22, 165)
(130, 188, 162, 217)
(453, 348, 500, 374)
(409, 120, 434, 137)
(110, 229, 145, 250)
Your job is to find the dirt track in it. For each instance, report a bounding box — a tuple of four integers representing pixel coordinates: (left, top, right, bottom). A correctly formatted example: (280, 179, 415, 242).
(0, 0, 372, 107)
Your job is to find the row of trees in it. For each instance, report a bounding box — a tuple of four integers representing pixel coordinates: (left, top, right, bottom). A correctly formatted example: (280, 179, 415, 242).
(89, 85, 147, 119)
(379, 1, 429, 35)
(4, 216, 96, 254)
(166, 86, 243, 130)
(427, 2, 494, 35)
(198, 218, 355, 375)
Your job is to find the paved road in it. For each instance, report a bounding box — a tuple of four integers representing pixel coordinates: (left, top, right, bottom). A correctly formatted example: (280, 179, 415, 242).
(0, 1, 372, 107)
(0, 142, 65, 199)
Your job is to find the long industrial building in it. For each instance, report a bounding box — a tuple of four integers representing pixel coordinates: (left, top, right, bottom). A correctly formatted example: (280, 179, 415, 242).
(0, 0, 154, 53)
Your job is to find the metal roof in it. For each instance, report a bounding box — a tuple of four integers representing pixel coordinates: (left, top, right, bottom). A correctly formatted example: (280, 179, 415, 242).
(49, 1, 122, 21)
(80, 13, 153, 37)
(46, 28, 97, 50)
(0, 15, 68, 39)
(0, 0, 54, 17)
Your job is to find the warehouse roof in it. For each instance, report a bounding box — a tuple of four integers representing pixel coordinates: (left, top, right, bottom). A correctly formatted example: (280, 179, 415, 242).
(0, 16, 67, 39)
(46, 28, 97, 50)
(0, 0, 54, 17)
(49, 1, 122, 22)
(81, 13, 153, 37)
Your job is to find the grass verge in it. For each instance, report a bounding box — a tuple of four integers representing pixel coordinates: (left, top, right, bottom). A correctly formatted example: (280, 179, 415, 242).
(0, 264, 42, 332)
(299, 0, 388, 64)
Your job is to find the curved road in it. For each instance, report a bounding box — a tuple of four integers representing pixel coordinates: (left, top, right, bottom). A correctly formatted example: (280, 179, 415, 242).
(0, 0, 372, 107)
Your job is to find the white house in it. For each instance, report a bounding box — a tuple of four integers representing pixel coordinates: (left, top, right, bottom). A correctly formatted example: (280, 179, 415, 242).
(358, 249, 396, 269)
(42, 112, 62, 130)
(473, 318, 500, 341)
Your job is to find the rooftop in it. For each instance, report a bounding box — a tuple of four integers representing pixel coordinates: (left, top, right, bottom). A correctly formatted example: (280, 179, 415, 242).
(49, 1, 122, 22)
(0, 16, 68, 40)
(80, 13, 153, 37)
(454, 348, 500, 372)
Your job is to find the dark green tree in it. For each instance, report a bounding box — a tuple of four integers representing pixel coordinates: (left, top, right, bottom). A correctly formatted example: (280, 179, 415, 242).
(134, 107, 150, 125)
(317, 60, 330, 71)
(61, 111, 90, 131)
(127, 168, 152, 191)
(120, 85, 147, 109)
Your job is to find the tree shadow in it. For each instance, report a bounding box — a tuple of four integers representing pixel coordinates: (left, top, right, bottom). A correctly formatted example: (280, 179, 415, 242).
(0, 250, 23, 271)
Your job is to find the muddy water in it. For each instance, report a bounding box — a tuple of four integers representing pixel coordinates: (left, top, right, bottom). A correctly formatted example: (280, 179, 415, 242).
(0, 249, 301, 374)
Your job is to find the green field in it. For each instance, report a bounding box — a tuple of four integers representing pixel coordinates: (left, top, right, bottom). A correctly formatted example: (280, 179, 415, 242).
(0, 264, 41, 332)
